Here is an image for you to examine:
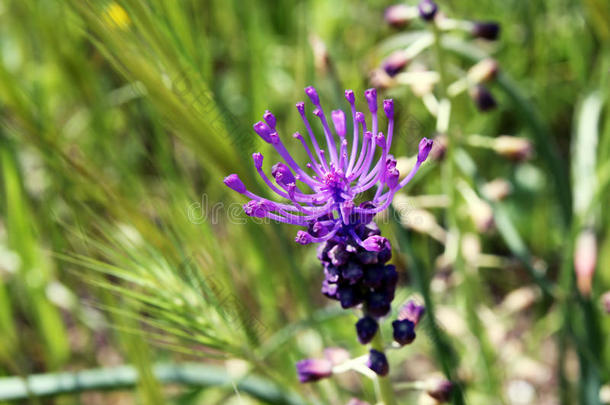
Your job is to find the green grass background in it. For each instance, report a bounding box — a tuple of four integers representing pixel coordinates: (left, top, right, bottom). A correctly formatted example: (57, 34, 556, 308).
(0, 0, 608, 404)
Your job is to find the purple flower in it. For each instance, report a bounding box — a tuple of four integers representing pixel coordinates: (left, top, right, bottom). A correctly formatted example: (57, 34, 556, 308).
(296, 358, 333, 383)
(367, 349, 389, 376)
(418, 0, 438, 21)
(398, 300, 426, 326)
(427, 379, 454, 402)
(355, 316, 379, 344)
(392, 319, 416, 345)
(224, 86, 431, 252)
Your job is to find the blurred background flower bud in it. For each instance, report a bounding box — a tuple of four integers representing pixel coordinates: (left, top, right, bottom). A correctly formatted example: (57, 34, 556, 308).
(425, 377, 453, 402)
(493, 136, 533, 161)
(385, 4, 417, 28)
(429, 134, 447, 161)
(369, 68, 396, 89)
(574, 229, 597, 297)
(382, 50, 410, 76)
(470, 200, 495, 233)
(467, 58, 499, 83)
(482, 178, 512, 201)
(418, 0, 438, 22)
(309, 34, 330, 75)
(469, 84, 497, 112)
(461, 233, 481, 265)
(471, 21, 501, 40)
(324, 347, 350, 366)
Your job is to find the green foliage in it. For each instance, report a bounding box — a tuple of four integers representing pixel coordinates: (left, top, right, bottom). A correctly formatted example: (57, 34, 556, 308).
(0, 0, 608, 404)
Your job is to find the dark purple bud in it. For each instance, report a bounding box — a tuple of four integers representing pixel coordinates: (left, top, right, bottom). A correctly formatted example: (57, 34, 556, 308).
(382, 265, 398, 288)
(305, 86, 320, 106)
(328, 244, 349, 267)
(367, 349, 389, 376)
(362, 235, 390, 252)
(223, 174, 246, 194)
(358, 251, 379, 266)
(398, 300, 426, 326)
(375, 132, 386, 148)
(392, 319, 416, 345)
(295, 231, 313, 245)
(342, 261, 364, 284)
(253, 121, 273, 143)
(418, 0, 437, 21)
(252, 153, 264, 169)
(364, 88, 377, 113)
(338, 285, 363, 309)
(243, 200, 275, 218)
(417, 137, 434, 163)
(263, 110, 276, 128)
(363, 265, 384, 288)
(321, 279, 338, 299)
(366, 291, 391, 317)
(472, 21, 500, 40)
(331, 110, 346, 137)
(382, 51, 410, 77)
(296, 358, 333, 383)
(355, 112, 365, 124)
(427, 379, 454, 402)
(355, 316, 378, 344)
(271, 162, 296, 187)
(383, 99, 394, 119)
(384, 4, 413, 28)
(345, 89, 355, 104)
(296, 101, 305, 114)
(470, 85, 497, 112)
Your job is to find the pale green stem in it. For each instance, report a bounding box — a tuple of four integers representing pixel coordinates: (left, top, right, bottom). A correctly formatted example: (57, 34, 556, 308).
(370, 330, 396, 405)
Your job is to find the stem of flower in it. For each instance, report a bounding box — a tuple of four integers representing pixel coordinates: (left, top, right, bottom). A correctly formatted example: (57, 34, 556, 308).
(370, 330, 396, 405)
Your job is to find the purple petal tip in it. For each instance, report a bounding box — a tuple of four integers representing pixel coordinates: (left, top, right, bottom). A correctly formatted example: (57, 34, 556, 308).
(223, 174, 246, 194)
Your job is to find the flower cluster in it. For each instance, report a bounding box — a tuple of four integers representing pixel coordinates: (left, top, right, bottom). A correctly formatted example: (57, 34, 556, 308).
(224, 86, 433, 382)
(377, 0, 501, 113)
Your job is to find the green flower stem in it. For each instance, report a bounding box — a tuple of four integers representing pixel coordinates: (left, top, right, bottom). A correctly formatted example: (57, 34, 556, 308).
(0, 363, 306, 405)
(370, 330, 396, 405)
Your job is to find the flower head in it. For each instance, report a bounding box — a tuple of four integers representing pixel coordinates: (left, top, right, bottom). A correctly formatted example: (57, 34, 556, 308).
(295, 358, 333, 383)
(224, 86, 431, 252)
(356, 316, 379, 344)
(367, 349, 389, 376)
(392, 319, 416, 345)
(418, 0, 438, 21)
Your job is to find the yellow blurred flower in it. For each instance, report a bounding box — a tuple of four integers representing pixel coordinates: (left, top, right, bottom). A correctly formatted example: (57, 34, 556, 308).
(104, 3, 130, 29)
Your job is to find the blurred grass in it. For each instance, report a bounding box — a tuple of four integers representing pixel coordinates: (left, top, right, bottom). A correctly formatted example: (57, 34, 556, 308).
(0, 0, 608, 404)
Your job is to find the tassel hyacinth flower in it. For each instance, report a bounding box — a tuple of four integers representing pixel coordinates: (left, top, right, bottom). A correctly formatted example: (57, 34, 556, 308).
(224, 86, 432, 252)
(224, 86, 432, 382)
